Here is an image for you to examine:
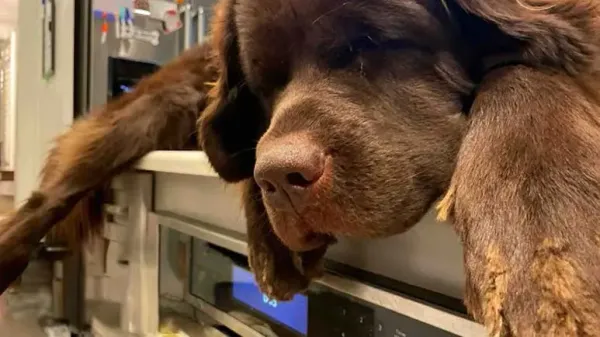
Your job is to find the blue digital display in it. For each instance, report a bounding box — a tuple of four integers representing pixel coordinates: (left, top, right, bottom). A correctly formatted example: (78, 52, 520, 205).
(231, 265, 308, 335)
(119, 84, 133, 93)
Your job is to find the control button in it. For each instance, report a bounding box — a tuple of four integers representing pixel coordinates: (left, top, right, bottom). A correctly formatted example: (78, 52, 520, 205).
(375, 322, 384, 334)
(394, 328, 408, 337)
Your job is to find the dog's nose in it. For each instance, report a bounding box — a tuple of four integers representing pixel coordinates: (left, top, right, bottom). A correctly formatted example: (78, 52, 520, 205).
(255, 137, 325, 211)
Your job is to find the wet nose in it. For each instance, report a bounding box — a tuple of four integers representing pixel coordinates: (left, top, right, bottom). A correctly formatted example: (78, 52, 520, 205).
(254, 136, 325, 211)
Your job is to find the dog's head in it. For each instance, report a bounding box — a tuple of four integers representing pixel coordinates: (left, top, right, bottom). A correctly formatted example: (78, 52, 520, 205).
(200, 0, 599, 252)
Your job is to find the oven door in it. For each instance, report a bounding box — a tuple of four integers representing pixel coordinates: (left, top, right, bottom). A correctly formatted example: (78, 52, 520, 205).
(154, 212, 486, 337)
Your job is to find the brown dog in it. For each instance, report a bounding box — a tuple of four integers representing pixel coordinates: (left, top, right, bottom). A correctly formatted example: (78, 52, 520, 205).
(200, 0, 600, 335)
(0, 0, 598, 335)
(0, 43, 218, 294)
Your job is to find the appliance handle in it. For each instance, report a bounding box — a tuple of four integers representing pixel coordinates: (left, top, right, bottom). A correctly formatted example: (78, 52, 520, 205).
(182, 3, 192, 50)
(197, 6, 206, 44)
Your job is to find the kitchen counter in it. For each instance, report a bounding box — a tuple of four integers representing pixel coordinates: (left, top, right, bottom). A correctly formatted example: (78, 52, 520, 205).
(135, 151, 217, 177)
(92, 150, 483, 336)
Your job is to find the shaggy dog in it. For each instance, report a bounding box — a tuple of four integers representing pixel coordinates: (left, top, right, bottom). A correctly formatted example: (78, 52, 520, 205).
(200, 0, 600, 335)
(1, 0, 600, 335)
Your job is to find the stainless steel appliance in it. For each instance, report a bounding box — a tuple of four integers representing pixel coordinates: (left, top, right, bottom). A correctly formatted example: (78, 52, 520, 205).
(59, 1, 211, 333)
(144, 156, 485, 336)
(154, 210, 483, 336)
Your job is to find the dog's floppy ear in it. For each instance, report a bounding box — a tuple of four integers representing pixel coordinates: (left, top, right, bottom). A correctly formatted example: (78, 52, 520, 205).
(451, 0, 599, 74)
(199, 0, 267, 182)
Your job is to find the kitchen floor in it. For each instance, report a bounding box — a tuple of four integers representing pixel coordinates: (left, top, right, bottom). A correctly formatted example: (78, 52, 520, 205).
(0, 260, 53, 337)
(0, 313, 47, 337)
(0, 193, 51, 336)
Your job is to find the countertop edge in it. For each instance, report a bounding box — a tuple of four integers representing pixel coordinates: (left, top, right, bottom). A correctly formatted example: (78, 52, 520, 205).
(134, 151, 219, 177)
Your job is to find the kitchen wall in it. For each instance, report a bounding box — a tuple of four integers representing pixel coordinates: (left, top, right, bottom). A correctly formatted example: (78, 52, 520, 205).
(0, 0, 17, 212)
(0, 0, 18, 33)
(14, 0, 75, 204)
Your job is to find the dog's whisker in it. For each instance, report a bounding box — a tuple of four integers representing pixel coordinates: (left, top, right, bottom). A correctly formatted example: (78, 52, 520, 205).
(312, 1, 351, 24)
(227, 147, 257, 160)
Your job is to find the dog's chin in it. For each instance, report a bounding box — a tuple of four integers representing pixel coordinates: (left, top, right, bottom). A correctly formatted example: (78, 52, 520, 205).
(265, 209, 336, 252)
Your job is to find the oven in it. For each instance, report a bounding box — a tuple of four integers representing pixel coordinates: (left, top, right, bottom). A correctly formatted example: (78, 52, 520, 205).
(85, 154, 486, 336)
(155, 211, 485, 336)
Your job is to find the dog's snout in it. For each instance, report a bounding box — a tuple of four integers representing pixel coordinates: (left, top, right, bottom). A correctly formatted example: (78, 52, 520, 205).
(255, 135, 325, 211)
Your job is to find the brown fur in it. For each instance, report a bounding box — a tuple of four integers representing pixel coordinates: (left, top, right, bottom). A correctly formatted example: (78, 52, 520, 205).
(0, 0, 598, 334)
(199, 0, 600, 334)
(443, 66, 600, 336)
(0, 42, 218, 294)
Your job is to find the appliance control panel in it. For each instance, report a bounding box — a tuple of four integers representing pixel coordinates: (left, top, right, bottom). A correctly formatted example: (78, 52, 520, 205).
(107, 57, 158, 99)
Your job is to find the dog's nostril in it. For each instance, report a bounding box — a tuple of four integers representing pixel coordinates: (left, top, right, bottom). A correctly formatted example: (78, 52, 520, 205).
(262, 180, 277, 193)
(286, 172, 313, 188)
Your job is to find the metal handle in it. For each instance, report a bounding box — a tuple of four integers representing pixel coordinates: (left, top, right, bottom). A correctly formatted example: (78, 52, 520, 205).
(182, 3, 192, 50)
(197, 6, 206, 44)
(104, 203, 129, 216)
(36, 243, 71, 261)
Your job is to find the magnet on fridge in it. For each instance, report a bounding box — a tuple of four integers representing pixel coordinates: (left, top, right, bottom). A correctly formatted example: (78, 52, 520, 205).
(100, 13, 108, 44)
(125, 8, 134, 27)
(162, 9, 182, 34)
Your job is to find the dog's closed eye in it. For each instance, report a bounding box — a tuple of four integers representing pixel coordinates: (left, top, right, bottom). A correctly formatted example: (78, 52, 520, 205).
(326, 36, 421, 70)
(326, 35, 380, 69)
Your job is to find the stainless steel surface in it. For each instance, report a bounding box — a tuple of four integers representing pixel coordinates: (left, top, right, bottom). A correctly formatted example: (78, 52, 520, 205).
(73, 0, 90, 119)
(60, 1, 91, 330)
(120, 173, 159, 334)
(183, 293, 265, 337)
(326, 211, 465, 299)
(153, 211, 486, 337)
(84, 3, 202, 332)
(45, 246, 70, 253)
(183, 4, 192, 50)
(159, 312, 230, 337)
(157, 228, 260, 337)
(153, 171, 465, 299)
(88, 6, 182, 109)
(52, 261, 63, 318)
(197, 6, 206, 43)
(188, 0, 212, 45)
(89, 299, 230, 337)
(62, 242, 85, 330)
(104, 204, 129, 217)
(159, 225, 192, 301)
(153, 211, 248, 257)
(320, 274, 483, 336)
